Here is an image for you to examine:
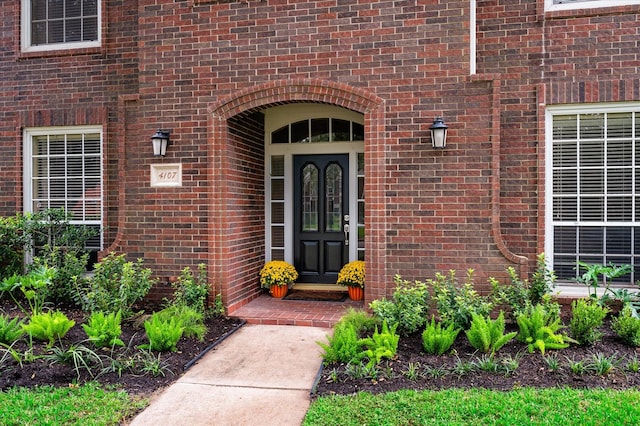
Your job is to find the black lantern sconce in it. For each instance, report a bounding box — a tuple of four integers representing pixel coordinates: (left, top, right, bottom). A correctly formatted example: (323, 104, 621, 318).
(429, 117, 448, 149)
(151, 129, 171, 157)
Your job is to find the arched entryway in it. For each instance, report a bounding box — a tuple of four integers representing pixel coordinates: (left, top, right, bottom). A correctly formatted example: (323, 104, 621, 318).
(207, 79, 387, 315)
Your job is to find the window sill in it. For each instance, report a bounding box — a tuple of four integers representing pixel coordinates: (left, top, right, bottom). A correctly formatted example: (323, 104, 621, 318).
(19, 46, 103, 60)
(545, 3, 640, 20)
(554, 284, 637, 299)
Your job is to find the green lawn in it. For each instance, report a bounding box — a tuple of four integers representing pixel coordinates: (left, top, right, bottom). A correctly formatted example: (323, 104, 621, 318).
(0, 383, 146, 426)
(304, 387, 640, 425)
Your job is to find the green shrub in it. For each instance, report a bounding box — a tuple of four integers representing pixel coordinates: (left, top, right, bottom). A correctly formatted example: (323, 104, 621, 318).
(0, 214, 30, 280)
(369, 275, 429, 336)
(22, 311, 76, 348)
(171, 264, 209, 315)
(0, 314, 24, 345)
(155, 304, 207, 341)
(569, 298, 609, 345)
(142, 314, 184, 352)
(421, 315, 459, 355)
(32, 247, 89, 306)
(0, 265, 56, 315)
(465, 311, 516, 354)
(73, 252, 155, 318)
(491, 255, 555, 322)
(82, 311, 125, 348)
(359, 320, 400, 368)
(430, 269, 496, 330)
(612, 306, 640, 347)
(516, 304, 573, 355)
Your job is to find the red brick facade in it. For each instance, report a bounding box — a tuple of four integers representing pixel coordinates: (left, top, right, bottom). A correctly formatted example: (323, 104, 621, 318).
(2, 0, 639, 312)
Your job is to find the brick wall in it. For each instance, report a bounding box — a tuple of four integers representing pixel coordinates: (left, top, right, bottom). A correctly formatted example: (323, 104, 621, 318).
(3, 0, 639, 307)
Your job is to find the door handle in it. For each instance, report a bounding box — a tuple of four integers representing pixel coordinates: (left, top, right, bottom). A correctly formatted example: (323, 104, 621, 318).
(343, 223, 350, 246)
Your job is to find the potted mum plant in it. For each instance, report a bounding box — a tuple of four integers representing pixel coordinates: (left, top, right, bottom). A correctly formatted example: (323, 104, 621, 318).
(259, 260, 298, 298)
(337, 260, 365, 300)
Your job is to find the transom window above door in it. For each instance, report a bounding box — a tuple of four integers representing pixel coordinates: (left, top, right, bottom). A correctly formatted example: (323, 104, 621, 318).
(271, 118, 364, 144)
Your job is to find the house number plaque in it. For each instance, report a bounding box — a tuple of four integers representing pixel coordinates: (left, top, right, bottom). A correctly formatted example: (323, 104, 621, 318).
(150, 164, 182, 187)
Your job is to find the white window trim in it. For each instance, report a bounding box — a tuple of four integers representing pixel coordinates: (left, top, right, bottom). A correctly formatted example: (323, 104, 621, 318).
(546, 0, 640, 12)
(23, 126, 104, 249)
(264, 105, 364, 266)
(545, 102, 640, 293)
(21, 0, 102, 53)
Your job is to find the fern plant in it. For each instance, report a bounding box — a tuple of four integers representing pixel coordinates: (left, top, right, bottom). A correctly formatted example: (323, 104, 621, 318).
(422, 315, 459, 355)
(155, 304, 207, 341)
(516, 304, 573, 355)
(21, 310, 75, 348)
(142, 314, 184, 352)
(82, 310, 125, 348)
(318, 322, 364, 364)
(465, 311, 516, 354)
(358, 320, 400, 368)
(0, 314, 24, 345)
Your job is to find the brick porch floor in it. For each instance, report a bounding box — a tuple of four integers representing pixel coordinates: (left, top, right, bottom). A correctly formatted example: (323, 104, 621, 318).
(230, 294, 363, 328)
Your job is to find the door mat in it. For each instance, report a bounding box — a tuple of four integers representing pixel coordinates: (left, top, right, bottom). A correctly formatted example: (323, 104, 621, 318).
(283, 290, 348, 302)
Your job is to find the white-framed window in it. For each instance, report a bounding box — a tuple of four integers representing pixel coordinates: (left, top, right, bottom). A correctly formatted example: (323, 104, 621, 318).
(21, 0, 101, 53)
(546, 103, 640, 285)
(546, 0, 640, 12)
(23, 126, 103, 255)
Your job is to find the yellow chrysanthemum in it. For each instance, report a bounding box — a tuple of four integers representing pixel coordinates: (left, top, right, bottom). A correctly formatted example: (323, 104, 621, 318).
(259, 260, 298, 288)
(337, 260, 365, 288)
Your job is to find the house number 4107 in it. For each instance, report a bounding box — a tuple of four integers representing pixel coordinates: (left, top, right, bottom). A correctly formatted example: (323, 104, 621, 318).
(150, 164, 182, 187)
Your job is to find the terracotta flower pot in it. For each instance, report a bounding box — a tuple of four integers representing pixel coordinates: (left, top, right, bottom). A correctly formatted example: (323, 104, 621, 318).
(348, 286, 364, 301)
(270, 284, 288, 298)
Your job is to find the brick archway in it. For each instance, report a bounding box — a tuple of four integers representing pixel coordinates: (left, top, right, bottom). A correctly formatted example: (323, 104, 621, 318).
(207, 79, 388, 313)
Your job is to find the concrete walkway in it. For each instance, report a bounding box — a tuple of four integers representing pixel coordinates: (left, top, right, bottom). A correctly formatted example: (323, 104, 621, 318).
(129, 324, 331, 426)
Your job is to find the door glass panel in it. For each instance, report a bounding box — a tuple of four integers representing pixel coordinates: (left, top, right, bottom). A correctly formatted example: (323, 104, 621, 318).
(302, 164, 318, 231)
(325, 163, 342, 232)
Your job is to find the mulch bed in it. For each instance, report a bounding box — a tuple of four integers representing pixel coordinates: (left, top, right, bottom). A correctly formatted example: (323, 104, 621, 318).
(0, 300, 244, 397)
(3, 298, 640, 400)
(313, 318, 640, 398)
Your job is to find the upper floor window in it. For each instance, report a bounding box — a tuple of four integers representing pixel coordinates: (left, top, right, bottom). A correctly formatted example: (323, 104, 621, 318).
(546, 104, 640, 285)
(547, 0, 640, 11)
(22, 0, 101, 53)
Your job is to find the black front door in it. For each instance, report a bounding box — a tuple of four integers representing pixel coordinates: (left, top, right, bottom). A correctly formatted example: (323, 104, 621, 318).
(294, 154, 349, 283)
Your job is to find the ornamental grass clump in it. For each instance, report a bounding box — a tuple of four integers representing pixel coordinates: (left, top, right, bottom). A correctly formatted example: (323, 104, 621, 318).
(259, 260, 298, 288)
(337, 260, 365, 288)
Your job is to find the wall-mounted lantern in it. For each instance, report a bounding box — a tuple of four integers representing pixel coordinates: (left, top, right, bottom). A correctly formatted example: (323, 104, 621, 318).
(151, 129, 171, 157)
(429, 117, 448, 149)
